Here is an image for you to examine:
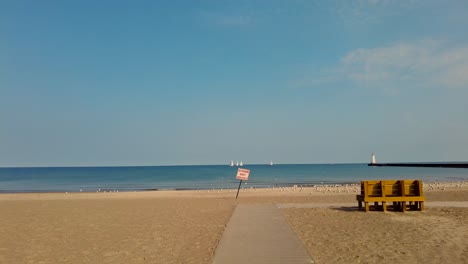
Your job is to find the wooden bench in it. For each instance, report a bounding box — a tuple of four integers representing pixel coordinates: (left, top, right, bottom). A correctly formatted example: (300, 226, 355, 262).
(356, 180, 425, 212)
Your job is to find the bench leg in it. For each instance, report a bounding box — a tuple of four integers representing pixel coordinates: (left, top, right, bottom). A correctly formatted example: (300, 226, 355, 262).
(402, 202, 406, 212)
(382, 202, 387, 212)
(358, 201, 362, 209)
(420, 201, 424, 211)
(365, 202, 369, 212)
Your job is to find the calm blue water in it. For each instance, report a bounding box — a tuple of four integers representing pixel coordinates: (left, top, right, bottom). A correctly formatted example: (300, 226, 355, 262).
(0, 164, 467, 193)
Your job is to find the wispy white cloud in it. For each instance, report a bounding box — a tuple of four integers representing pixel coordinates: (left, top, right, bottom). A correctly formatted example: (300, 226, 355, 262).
(295, 40, 468, 90)
(343, 40, 468, 88)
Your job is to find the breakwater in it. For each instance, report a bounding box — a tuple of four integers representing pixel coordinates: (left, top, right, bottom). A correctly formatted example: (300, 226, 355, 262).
(368, 163, 468, 168)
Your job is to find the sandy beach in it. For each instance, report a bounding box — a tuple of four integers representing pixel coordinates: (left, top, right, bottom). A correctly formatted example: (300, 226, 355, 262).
(1, 182, 467, 264)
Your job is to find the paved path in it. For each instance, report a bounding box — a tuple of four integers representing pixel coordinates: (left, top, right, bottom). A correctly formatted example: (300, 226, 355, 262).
(212, 204, 314, 264)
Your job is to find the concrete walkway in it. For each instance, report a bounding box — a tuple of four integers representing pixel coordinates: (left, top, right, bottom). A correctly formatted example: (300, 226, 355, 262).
(212, 204, 314, 264)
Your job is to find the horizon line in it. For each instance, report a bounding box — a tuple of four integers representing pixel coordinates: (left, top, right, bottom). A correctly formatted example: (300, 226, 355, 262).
(0, 162, 369, 169)
(2, 160, 468, 169)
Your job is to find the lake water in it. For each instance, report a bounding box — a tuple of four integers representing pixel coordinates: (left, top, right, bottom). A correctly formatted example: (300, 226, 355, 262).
(0, 164, 467, 193)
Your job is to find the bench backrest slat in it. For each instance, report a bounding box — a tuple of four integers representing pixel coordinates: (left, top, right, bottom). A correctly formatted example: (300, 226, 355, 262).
(360, 179, 423, 198)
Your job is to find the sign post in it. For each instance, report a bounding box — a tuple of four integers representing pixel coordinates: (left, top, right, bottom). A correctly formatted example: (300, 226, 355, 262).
(235, 168, 250, 199)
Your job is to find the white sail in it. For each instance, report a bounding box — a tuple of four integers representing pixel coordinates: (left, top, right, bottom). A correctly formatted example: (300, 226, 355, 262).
(236, 161, 239, 166)
(230, 160, 234, 166)
(240, 161, 243, 166)
(270, 160, 273, 166)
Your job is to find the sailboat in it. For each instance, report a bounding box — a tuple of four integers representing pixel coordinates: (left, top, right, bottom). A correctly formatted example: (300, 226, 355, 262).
(269, 160, 273, 166)
(230, 160, 234, 167)
(239, 161, 243, 166)
(236, 161, 239, 166)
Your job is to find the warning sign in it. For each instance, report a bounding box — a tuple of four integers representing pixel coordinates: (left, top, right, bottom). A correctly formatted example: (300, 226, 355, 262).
(236, 168, 250, 181)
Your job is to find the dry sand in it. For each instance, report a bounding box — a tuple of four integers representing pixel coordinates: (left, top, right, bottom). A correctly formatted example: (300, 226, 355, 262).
(0, 197, 234, 264)
(0, 182, 467, 264)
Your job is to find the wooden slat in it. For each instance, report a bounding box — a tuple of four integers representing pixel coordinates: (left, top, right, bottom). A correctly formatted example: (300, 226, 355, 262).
(417, 180, 423, 196)
(364, 181, 369, 199)
(381, 181, 387, 211)
(363, 196, 425, 202)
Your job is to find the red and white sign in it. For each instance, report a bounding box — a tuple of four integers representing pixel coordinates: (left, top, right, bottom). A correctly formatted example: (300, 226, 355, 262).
(236, 168, 250, 181)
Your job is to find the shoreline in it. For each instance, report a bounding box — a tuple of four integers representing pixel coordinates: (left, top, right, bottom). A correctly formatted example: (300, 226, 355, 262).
(1, 181, 467, 201)
(1, 179, 467, 195)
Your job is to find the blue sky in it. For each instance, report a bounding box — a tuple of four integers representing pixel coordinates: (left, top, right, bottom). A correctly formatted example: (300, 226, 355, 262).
(1, 0, 467, 166)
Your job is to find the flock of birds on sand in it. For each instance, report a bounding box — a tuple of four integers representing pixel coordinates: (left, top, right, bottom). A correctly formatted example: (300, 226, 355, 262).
(63, 181, 467, 194)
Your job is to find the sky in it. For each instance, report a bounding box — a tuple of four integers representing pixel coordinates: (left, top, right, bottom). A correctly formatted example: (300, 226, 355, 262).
(1, 0, 468, 167)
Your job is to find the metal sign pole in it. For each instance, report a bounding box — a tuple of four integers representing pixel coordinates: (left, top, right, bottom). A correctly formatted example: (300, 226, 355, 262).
(235, 179, 243, 199)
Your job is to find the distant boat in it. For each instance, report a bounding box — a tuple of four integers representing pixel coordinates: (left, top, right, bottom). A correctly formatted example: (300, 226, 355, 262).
(230, 160, 234, 167)
(240, 161, 243, 166)
(270, 160, 273, 166)
(236, 161, 239, 166)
